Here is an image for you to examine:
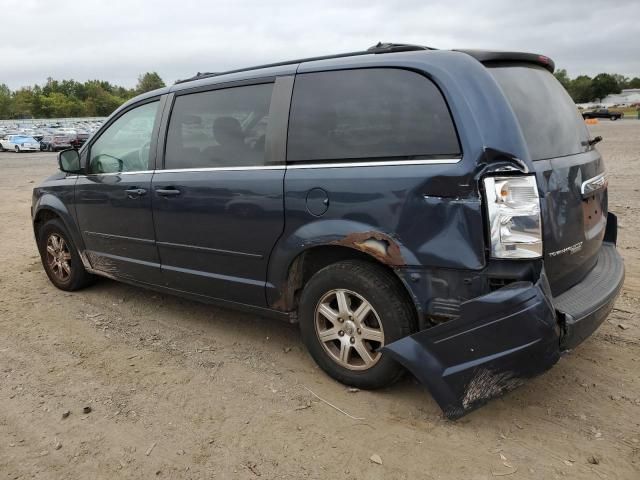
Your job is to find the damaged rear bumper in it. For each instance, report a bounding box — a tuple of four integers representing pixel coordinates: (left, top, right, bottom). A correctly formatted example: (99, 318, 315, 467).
(384, 242, 624, 419)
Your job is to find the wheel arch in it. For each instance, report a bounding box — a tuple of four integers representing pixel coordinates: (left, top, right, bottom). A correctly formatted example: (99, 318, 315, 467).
(269, 235, 421, 323)
(33, 196, 86, 254)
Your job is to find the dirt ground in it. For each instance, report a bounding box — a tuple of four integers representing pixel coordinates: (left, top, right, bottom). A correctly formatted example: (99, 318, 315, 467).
(1, 121, 638, 480)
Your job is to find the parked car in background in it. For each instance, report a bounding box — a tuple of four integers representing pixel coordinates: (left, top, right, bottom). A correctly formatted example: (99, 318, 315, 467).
(40, 134, 72, 152)
(58, 128, 77, 137)
(70, 131, 90, 149)
(0, 134, 41, 152)
(0, 130, 20, 139)
(582, 108, 624, 120)
(32, 132, 46, 142)
(21, 128, 38, 138)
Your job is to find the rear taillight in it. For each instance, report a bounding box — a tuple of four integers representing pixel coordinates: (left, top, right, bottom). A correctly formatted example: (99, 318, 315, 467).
(483, 175, 543, 259)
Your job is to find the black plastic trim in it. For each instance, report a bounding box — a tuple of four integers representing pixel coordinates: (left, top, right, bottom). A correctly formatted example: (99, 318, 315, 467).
(604, 212, 618, 245)
(556, 242, 624, 350)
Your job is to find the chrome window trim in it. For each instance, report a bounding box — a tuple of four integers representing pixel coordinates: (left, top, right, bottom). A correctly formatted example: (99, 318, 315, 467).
(157, 158, 461, 173)
(287, 158, 461, 169)
(76, 170, 155, 177)
(72, 157, 461, 176)
(581, 172, 608, 196)
(158, 165, 285, 173)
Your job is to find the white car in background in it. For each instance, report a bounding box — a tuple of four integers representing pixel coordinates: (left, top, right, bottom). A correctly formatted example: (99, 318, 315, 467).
(0, 135, 41, 152)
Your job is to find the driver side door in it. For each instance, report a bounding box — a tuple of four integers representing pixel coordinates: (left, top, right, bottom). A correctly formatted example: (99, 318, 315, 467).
(74, 97, 165, 284)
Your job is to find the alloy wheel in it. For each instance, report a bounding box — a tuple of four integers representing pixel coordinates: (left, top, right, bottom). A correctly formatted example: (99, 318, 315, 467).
(314, 289, 384, 370)
(46, 233, 72, 282)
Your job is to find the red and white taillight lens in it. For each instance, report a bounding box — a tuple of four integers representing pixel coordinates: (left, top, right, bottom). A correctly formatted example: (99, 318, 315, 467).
(483, 175, 543, 259)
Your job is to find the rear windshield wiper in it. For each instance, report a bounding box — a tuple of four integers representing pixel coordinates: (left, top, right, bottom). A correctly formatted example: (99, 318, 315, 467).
(588, 136, 603, 146)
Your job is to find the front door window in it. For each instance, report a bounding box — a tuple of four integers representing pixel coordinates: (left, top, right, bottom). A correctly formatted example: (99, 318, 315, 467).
(89, 101, 159, 174)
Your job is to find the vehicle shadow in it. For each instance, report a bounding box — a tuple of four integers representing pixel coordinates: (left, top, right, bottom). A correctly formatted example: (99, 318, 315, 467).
(71, 276, 586, 423)
(77, 277, 446, 414)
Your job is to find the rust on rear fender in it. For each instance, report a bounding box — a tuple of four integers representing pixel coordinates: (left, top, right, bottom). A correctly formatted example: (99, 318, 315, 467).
(332, 231, 405, 266)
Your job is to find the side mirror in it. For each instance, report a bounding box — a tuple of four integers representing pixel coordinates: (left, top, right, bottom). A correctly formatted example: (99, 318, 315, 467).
(58, 149, 82, 174)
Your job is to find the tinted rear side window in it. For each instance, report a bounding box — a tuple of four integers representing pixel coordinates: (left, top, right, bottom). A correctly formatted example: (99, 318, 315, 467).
(165, 83, 273, 169)
(287, 68, 460, 162)
(489, 64, 590, 161)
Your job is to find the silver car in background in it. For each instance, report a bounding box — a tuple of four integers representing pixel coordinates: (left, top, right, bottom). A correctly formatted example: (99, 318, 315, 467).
(0, 135, 41, 152)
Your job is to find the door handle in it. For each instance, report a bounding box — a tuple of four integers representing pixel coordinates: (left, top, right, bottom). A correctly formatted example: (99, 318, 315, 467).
(156, 188, 181, 197)
(125, 188, 147, 198)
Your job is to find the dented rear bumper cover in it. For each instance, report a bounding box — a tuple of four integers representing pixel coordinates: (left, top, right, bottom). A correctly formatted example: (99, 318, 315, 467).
(383, 242, 624, 419)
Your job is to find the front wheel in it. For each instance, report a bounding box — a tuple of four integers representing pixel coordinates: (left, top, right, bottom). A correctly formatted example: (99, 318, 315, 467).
(610, 116, 618, 121)
(15, 145, 20, 153)
(37, 218, 94, 291)
(298, 260, 415, 389)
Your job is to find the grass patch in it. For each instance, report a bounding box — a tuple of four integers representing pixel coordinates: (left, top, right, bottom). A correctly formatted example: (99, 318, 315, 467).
(609, 107, 639, 117)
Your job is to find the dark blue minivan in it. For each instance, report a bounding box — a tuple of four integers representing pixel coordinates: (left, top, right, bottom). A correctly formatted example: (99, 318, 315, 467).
(32, 43, 624, 418)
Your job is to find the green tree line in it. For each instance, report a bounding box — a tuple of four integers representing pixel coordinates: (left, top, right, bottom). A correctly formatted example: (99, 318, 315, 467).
(2, 68, 638, 119)
(0, 72, 165, 119)
(554, 70, 640, 104)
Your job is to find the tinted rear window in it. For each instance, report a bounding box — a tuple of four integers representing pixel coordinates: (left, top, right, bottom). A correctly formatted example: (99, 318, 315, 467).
(287, 68, 460, 162)
(489, 64, 589, 161)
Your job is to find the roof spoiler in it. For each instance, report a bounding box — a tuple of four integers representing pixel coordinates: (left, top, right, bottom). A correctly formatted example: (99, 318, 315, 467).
(455, 50, 555, 73)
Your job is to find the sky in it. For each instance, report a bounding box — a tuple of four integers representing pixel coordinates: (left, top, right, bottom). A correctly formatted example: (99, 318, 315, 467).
(1, 0, 639, 90)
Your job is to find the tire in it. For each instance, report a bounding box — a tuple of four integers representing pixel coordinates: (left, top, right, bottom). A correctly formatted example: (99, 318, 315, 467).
(0, 144, 4, 152)
(47, 144, 53, 152)
(15, 145, 20, 153)
(37, 218, 94, 291)
(611, 116, 618, 121)
(298, 260, 416, 389)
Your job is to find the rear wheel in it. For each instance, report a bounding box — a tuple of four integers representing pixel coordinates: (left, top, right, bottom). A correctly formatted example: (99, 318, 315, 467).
(298, 260, 415, 389)
(37, 218, 94, 291)
(611, 116, 618, 121)
(14, 145, 20, 153)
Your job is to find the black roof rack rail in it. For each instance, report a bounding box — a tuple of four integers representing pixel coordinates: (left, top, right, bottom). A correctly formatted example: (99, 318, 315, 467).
(174, 42, 435, 85)
(366, 42, 435, 53)
(174, 72, 219, 84)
